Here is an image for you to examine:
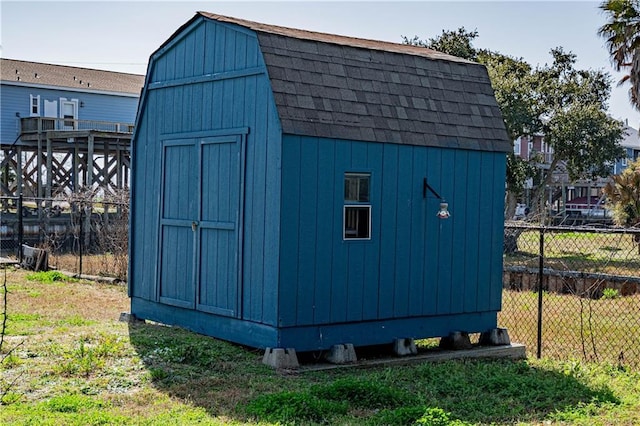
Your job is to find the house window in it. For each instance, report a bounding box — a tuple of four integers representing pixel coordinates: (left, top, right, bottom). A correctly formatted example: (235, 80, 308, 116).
(513, 139, 521, 155)
(622, 157, 628, 167)
(30, 95, 40, 116)
(344, 173, 371, 240)
(542, 139, 554, 163)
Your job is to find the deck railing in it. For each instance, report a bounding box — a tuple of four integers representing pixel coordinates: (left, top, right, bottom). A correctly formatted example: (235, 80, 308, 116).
(20, 117, 134, 134)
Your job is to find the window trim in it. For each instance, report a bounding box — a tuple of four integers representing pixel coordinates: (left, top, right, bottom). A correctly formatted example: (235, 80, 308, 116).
(343, 204, 371, 240)
(343, 172, 372, 241)
(59, 97, 78, 129)
(30, 94, 40, 117)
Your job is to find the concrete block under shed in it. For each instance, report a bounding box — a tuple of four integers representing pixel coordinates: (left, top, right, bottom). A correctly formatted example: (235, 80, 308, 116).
(439, 331, 472, 350)
(119, 312, 144, 324)
(479, 328, 511, 346)
(262, 348, 299, 369)
(325, 343, 357, 364)
(393, 338, 418, 356)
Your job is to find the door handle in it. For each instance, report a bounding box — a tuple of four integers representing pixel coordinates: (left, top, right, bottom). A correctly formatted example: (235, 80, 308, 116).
(191, 221, 198, 232)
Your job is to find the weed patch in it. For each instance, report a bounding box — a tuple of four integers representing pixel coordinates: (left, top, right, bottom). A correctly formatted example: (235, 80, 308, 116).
(25, 270, 75, 283)
(54, 344, 105, 377)
(56, 315, 95, 327)
(1, 352, 23, 369)
(3, 400, 130, 426)
(2, 268, 639, 426)
(311, 377, 412, 409)
(245, 391, 348, 424)
(1, 391, 21, 405)
(51, 334, 123, 378)
(148, 367, 169, 382)
(601, 288, 620, 300)
(4, 312, 43, 335)
(45, 393, 106, 412)
(416, 407, 470, 425)
(367, 406, 426, 425)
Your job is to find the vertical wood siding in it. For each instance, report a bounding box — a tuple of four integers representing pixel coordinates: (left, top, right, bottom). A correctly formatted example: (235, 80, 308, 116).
(279, 135, 505, 328)
(131, 18, 281, 326)
(158, 143, 197, 308)
(197, 137, 242, 316)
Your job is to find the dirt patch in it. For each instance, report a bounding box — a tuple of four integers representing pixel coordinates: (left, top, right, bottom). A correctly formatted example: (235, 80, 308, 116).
(7, 270, 128, 322)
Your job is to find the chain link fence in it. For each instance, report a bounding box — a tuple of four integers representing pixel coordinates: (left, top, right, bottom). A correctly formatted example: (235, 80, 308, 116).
(500, 223, 640, 368)
(1, 192, 129, 281)
(3, 198, 639, 367)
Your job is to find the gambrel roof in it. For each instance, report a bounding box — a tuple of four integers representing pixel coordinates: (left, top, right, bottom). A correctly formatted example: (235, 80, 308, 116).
(197, 13, 511, 153)
(1, 58, 144, 95)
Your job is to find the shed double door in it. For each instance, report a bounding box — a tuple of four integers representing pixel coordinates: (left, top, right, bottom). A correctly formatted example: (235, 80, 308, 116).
(158, 135, 244, 317)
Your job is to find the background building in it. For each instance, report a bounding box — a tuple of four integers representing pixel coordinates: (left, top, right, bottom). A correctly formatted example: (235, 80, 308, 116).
(0, 58, 143, 198)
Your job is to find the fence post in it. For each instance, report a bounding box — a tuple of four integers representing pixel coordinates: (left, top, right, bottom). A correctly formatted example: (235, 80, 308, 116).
(17, 194, 24, 262)
(78, 202, 83, 277)
(537, 225, 545, 359)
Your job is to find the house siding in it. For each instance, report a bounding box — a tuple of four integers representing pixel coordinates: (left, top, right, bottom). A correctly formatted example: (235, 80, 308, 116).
(0, 83, 138, 143)
(130, 18, 282, 327)
(278, 135, 505, 328)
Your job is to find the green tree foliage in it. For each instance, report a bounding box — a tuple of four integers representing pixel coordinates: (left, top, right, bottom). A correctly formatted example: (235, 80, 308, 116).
(599, 0, 640, 111)
(404, 30, 625, 217)
(477, 51, 540, 202)
(403, 27, 479, 61)
(603, 157, 640, 226)
(477, 51, 541, 141)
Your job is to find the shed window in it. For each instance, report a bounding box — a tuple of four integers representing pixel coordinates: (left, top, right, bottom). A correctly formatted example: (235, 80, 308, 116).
(344, 173, 371, 240)
(30, 95, 40, 116)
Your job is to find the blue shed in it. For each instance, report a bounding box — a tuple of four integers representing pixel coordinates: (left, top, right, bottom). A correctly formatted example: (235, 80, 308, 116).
(129, 13, 511, 353)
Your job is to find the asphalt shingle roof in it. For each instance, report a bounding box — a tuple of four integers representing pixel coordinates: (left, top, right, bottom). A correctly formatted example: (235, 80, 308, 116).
(199, 12, 511, 153)
(1, 58, 144, 95)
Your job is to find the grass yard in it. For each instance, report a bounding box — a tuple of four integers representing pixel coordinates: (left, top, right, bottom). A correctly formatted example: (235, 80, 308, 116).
(499, 290, 640, 368)
(506, 230, 640, 276)
(1, 268, 640, 425)
(46, 252, 128, 281)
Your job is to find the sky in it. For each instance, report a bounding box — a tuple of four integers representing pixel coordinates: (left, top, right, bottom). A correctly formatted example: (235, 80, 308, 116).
(2, 0, 639, 127)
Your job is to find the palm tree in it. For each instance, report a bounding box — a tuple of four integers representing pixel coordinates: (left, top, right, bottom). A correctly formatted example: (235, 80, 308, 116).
(604, 158, 640, 226)
(598, 0, 640, 111)
(604, 158, 640, 252)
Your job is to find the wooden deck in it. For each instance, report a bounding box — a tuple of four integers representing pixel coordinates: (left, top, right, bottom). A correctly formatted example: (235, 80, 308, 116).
(1, 117, 133, 198)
